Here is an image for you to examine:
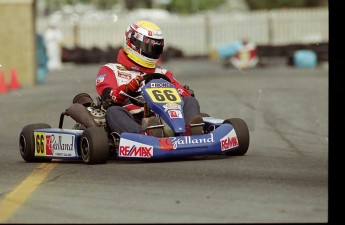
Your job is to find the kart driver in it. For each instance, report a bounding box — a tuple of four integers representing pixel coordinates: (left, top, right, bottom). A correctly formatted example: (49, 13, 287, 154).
(95, 20, 203, 137)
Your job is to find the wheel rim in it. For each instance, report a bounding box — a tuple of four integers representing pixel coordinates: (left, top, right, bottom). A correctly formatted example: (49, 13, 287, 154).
(19, 135, 27, 156)
(81, 137, 90, 159)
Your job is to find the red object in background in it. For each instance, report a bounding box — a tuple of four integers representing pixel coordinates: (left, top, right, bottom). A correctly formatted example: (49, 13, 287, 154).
(0, 69, 8, 94)
(9, 68, 20, 90)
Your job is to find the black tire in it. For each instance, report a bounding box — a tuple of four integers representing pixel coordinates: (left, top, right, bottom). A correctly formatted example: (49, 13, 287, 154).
(19, 123, 52, 162)
(80, 127, 109, 164)
(223, 118, 250, 156)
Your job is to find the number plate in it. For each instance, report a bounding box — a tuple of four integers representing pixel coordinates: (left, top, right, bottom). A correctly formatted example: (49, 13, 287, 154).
(146, 88, 181, 103)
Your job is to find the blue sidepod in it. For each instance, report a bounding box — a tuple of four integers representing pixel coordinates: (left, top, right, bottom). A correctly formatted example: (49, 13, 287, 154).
(117, 123, 240, 160)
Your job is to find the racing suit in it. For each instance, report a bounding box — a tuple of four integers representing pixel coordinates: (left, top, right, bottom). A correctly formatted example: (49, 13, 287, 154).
(95, 49, 201, 134)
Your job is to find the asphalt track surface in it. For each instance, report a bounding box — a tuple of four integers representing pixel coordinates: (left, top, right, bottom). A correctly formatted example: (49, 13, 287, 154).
(0, 58, 328, 223)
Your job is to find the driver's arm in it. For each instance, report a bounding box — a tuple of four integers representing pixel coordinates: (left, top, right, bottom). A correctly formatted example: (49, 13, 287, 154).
(96, 66, 124, 106)
(96, 66, 143, 108)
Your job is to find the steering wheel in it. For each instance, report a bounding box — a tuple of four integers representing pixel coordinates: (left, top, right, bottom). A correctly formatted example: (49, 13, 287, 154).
(126, 73, 171, 107)
(142, 73, 171, 83)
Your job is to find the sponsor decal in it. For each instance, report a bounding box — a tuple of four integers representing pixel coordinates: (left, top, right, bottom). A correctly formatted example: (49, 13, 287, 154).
(163, 102, 181, 111)
(130, 66, 140, 71)
(220, 129, 239, 151)
(154, 68, 166, 74)
(168, 109, 182, 119)
(159, 134, 214, 150)
(153, 31, 162, 37)
(118, 72, 131, 80)
(35, 132, 76, 157)
(46, 134, 53, 155)
(177, 88, 186, 95)
(96, 74, 106, 85)
(119, 139, 153, 158)
(110, 90, 118, 102)
(158, 138, 174, 150)
(116, 65, 126, 70)
(150, 82, 170, 88)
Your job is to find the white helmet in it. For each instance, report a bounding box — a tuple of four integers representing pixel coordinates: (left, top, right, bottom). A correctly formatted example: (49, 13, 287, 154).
(123, 20, 164, 68)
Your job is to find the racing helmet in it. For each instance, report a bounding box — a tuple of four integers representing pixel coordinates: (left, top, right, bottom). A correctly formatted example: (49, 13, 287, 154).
(123, 20, 164, 68)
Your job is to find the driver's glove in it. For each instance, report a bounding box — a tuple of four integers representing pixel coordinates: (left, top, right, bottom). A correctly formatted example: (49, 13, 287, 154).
(125, 75, 143, 93)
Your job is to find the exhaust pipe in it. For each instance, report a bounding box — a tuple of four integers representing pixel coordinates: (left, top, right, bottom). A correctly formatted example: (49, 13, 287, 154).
(66, 103, 98, 128)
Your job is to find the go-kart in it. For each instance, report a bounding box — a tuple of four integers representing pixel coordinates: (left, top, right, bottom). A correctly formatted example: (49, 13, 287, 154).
(229, 48, 259, 70)
(218, 41, 259, 70)
(19, 73, 250, 164)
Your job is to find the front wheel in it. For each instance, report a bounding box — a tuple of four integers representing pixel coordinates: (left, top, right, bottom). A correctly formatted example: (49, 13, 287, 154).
(80, 127, 109, 164)
(223, 118, 250, 156)
(19, 123, 52, 162)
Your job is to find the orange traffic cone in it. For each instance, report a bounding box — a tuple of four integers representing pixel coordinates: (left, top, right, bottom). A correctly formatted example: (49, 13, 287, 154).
(0, 69, 8, 94)
(9, 68, 20, 90)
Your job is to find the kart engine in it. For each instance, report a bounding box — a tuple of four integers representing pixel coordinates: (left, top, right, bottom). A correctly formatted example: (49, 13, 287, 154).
(71, 93, 107, 130)
(87, 106, 106, 128)
(72, 105, 106, 130)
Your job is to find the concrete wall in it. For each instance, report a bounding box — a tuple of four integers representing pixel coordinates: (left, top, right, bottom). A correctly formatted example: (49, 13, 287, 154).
(0, 0, 36, 87)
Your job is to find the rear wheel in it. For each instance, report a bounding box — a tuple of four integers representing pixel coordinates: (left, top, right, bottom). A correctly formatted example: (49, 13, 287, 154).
(223, 118, 249, 156)
(19, 123, 52, 162)
(80, 127, 109, 164)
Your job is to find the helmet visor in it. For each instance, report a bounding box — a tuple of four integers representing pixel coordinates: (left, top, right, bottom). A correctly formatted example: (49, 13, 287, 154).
(130, 34, 164, 59)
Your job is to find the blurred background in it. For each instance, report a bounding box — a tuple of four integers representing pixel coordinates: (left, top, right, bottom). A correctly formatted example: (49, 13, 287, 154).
(0, 0, 328, 89)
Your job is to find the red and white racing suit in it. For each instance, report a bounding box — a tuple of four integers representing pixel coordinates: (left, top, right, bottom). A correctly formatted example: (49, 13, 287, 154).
(95, 49, 200, 134)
